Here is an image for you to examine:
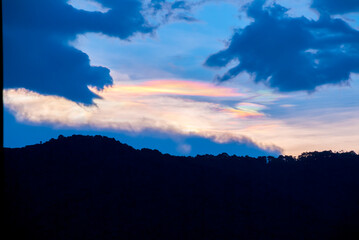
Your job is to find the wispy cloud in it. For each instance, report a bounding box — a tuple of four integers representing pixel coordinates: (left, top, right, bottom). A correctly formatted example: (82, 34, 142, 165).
(91, 79, 243, 97)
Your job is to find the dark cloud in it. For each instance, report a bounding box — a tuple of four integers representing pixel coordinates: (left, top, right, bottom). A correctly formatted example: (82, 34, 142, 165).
(174, 13, 197, 22)
(312, 0, 359, 15)
(171, 1, 191, 10)
(148, 0, 166, 12)
(149, 0, 192, 10)
(147, 0, 197, 23)
(205, 0, 359, 92)
(3, 0, 153, 104)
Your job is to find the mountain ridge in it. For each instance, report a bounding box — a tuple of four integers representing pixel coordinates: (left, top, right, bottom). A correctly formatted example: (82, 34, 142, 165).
(4, 134, 359, 240)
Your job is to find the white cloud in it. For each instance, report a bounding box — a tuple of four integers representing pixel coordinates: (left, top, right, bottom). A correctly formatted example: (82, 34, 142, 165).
(4, 80, 278, 152)
(4, 77, 359, 156)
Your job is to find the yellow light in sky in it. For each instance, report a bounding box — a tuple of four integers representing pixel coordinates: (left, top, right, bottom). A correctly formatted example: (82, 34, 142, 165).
(90, 79, 244, 98)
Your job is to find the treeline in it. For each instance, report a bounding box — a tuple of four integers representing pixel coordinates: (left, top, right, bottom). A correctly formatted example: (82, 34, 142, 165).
(4, 135, 359, 240)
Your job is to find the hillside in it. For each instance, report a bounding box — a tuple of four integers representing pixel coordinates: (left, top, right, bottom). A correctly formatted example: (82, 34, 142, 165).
(4, 135, 359, 240)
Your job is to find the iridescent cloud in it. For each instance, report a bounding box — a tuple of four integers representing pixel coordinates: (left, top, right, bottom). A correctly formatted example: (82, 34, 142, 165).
(4, 79, 273, 150)
(5, 78, 359, 156)
(223, 102, 266, 118)
(90, 79, 244, 98)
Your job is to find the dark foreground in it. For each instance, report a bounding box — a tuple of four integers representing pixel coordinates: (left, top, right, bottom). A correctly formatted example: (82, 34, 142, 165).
(4, 135, 359, 239)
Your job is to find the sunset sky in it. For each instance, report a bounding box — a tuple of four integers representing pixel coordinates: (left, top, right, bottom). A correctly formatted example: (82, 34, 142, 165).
(3, 0, 359, 156)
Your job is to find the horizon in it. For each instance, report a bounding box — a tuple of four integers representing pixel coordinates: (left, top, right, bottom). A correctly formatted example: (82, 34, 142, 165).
(3, 0, 359, 156)
(5, 132, 359, 240)
(5, 133, 359, 158)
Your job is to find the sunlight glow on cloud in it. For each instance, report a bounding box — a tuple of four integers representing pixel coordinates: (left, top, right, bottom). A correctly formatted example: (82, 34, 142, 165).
(91, 79, 244, 97)
(222, 103, 266, 118)
(249, 109, 359, 155)
(4, 79, 359, 156)
(4, 80, 275, 151)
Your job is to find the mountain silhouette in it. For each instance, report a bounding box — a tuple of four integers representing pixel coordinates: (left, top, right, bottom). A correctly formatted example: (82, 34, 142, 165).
(4, 135, 359, 239)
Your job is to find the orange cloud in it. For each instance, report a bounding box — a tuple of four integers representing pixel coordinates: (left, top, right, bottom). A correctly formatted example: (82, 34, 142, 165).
(221, 102, 267, 118)
(222, 108, 264, 118)
(90, 79, 243, 98)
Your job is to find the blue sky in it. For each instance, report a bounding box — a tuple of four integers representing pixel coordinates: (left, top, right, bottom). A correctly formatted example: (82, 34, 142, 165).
(3, 0, 359, 156)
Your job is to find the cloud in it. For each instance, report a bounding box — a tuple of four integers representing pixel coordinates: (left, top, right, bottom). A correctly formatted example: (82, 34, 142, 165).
(3, 0, 153, 104)
(4, 78, 359, 155)
(3, 79, 282, 153)
(205, 0, 359, 92)
(67, 0, 111, 13)
(263, 108, 359, 155)
(177, 143, 192, 154)
(145, 0, 199, 23)
(91, 79, 244, 97)
(311, 0, 359, 15)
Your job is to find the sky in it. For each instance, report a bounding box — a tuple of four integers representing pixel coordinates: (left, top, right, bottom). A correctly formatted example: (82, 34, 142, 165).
(3, 0, 359, 156)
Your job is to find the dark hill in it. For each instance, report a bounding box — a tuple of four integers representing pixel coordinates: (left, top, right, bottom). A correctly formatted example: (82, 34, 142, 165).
(4, 135, 359, 239)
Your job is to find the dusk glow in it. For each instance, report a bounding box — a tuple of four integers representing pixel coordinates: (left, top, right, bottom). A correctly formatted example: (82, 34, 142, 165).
(3, 0, 359, 156)
(4, 1, 359, 238)
(90, 79, 244, 97)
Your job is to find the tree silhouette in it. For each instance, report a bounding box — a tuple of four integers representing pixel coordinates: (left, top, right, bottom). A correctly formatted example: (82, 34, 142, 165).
(4, 135, 359, 240)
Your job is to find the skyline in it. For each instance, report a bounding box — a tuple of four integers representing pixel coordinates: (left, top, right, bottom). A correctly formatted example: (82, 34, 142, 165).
(3, 0, 359, 156)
